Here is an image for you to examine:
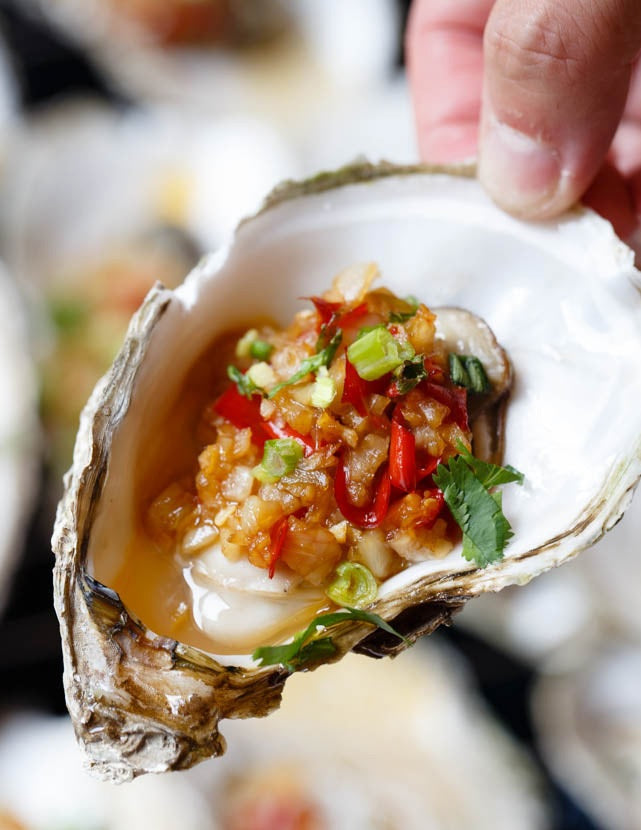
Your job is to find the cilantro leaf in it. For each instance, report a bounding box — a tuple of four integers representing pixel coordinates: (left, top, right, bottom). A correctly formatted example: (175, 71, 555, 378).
(433, 450, 523, 568)
(455, 442, 524, 487)
(269, 330, 342, 398)
(252, 607, 408, 672)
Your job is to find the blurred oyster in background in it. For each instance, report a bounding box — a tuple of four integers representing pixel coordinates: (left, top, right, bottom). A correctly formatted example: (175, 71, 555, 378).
(0, 713, 213, 830)
(459, 439, 641, 827)
(26, 0, 402, 152)
(0, 645, 549, 829)
(0, 99, 297, 480)
(533, 643, 641, 830)
(0, 263, 38, 614)
(457, 483, 641, 666)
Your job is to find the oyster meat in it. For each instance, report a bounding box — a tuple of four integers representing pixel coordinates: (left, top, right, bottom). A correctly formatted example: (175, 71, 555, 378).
(54, 164, 641, 780)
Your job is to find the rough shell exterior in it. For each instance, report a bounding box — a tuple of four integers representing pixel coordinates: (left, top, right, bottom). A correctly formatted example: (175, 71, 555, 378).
(53, 163, 641, 781)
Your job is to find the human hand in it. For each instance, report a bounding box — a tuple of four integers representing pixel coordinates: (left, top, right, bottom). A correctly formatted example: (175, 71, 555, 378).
(406, 0, 641, 240)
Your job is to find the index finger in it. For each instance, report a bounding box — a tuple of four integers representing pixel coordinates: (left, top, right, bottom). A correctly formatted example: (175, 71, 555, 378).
(406, 0, 493, 163)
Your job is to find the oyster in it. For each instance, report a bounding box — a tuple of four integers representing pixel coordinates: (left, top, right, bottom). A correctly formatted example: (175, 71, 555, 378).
(54, 163, 641, 780)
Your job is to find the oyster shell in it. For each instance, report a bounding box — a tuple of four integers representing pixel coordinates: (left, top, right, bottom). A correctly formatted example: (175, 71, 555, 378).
(53, 163, 641, 780)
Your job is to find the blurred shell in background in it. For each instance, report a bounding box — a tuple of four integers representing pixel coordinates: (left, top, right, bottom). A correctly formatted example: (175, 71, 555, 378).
(0, 645, 549, 830)
(0, 14, 32, 616)
(533, 642, 641, 830)
(0, 263, 38, 615)
(26, 0, 402, 133)
(0, 99, 297, 481)
(457, 483, 641, 667)
(459, 411, 641, 829)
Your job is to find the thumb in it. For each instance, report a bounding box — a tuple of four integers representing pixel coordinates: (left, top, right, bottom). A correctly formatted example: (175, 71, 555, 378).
(479, 0, 641, 219)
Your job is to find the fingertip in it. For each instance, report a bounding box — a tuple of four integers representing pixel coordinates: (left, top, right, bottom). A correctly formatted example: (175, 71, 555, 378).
(406, 0, 488, 164)
(478, 113, 576, 218)
(478, 0, 640, 219)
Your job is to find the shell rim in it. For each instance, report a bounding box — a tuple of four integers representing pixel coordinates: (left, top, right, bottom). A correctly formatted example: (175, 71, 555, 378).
(51, 160, 641, 778)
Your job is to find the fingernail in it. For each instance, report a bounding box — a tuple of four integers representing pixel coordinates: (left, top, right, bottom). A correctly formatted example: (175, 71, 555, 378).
(479, 117, 564, 217)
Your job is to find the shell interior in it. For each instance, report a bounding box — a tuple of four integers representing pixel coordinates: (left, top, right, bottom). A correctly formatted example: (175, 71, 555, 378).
(53, 164, 641, 779)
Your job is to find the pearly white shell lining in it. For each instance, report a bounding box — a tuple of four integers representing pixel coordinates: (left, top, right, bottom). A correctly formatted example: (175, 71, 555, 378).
(86, 171, 641, 667)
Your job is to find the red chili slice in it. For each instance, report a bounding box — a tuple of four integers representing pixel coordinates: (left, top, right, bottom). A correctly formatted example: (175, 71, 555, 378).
(416, 453, 440, 482)
(423, 381, 469, 431)
(424, 358, 445, 384)
(342, 357, 368, 416)
(263, 419, 316, 457)
(308, 297, 342, 330)
(268, 516, 289, 578)
(213, 387, 318, 456)
(335, 301, 368, 331)
(213, 385, 267, 447)
(334, 455, 391, 529)
(413, 489, 445, 529)
(386, 356, 446, 399)
(389, 408, 416, 492)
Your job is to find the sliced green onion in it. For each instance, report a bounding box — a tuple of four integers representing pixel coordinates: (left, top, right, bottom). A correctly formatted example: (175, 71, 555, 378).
(311, 366, 336, 408)
(347, 327, 403, 380)
(356, 323, 386, 338)
(250, 339, 273, 360)
(448, 354, 490, 394)
(235, 328, 259, 359)
(464, 356, 490, 393)
(252, 438, 303, 483)
(397, 339, 415, 361)
(448, 354, 469, 388)
(326, 562, 378, 608)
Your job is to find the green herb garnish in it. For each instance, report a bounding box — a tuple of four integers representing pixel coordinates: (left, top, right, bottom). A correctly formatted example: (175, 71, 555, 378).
(269, 330, 342, 398)
(455, 442, 524, 488)
(250, 339, 273, 360)
(448, 354, 490, 394)
(392, 354, 428, 394)
(326, 562, 377, 607)
(252, 607, 408, 672)
(347, 326, 404, 380)
(252, 438, 304, 483)
(227, 365, 259, 399)
(433, 447, 523, 567)
(389, 296, 419, 323)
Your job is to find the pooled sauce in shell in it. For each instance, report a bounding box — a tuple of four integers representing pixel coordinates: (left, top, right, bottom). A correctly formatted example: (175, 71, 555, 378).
(98, 267, 487, 655)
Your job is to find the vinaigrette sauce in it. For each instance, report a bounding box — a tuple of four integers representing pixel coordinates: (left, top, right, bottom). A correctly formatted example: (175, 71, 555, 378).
(94, 327, 329, 655)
